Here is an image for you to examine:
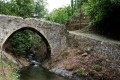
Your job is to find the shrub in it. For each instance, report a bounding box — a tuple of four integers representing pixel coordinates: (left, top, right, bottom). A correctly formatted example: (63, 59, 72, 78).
(94, 64, 102, 72)
(76, 68, 86, 76)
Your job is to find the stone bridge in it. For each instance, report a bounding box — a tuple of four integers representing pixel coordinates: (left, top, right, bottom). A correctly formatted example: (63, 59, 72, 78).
(0, 15, 67, 58)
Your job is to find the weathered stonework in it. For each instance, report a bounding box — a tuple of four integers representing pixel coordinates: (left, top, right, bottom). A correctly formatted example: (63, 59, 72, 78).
(67, 32, 120, 71)
(0, 15, 67, 58)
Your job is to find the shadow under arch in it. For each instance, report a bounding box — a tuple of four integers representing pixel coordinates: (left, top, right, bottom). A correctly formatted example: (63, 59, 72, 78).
(2, 27, 51, 60)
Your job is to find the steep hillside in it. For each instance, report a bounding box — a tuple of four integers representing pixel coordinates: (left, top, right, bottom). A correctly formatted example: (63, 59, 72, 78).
(65, 13, 89, 31)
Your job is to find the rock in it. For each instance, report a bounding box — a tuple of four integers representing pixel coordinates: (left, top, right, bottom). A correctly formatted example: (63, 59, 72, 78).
(66, 66, 74, 71)
(50, 67, 72, 78)
(26, 53, 41, 66)
(82, 52, 88, 56)
(84, 47, 93, 54)
(3, 52, 18, 65)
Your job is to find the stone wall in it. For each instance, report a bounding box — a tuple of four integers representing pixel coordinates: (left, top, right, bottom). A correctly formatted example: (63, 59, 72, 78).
(67, 32, 120, 71)
(0, 15, 67, 58)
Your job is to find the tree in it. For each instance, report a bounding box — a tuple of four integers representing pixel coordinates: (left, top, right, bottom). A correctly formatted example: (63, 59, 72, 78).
(14, 0, 35, 18)
(34, 0, 48, 18)
(82, 0, 120, 39)
(46, 6, 73, 24)
(0, 0, 47, 18)
(70, 0, 88, 14)
(0, 0, 12, 15)
(45, 0, 88, 25)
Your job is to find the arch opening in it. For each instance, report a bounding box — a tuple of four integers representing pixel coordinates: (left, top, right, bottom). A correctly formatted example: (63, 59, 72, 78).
(2, 27, 51, 62)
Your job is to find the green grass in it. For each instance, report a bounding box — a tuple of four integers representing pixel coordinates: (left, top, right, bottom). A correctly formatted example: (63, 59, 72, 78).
(0, 55, 20, 80)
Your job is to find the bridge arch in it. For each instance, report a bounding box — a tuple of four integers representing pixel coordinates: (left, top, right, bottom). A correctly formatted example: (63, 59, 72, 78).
(2, 27, 51, 59)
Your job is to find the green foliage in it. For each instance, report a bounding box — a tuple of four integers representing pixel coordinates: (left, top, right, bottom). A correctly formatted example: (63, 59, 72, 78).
(46, 6, 73, 24)
(12, 72, 20, 80)
(82, 0, 111, 25)
(0, 0, 47, 18)
(94, 64, 102, 72)
(46, 0, 88, 24)
(34, 0, 48, 18)
(76, 68, 85, 76)
(10, 30, 42, 55)
(13, 0, 35, 18)
(0, 0, 11, 15)
(82, 0, 120, 39)
(71, 0, 88, 11)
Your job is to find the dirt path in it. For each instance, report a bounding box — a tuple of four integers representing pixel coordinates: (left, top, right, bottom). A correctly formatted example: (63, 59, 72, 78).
(69, 31, 120, 44)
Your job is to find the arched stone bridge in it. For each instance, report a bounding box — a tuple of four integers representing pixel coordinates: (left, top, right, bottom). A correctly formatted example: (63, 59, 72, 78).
(0, 15, 67, 58)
